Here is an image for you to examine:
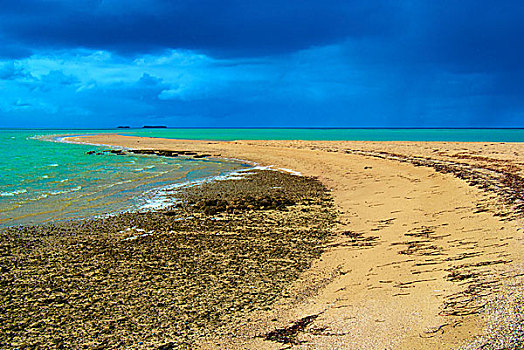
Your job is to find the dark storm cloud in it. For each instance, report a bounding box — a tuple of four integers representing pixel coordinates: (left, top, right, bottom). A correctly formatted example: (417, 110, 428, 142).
(0, 0, 399, 57)
(1, 1, 523, 71)
(403, 1, 524, 72)
(1, 1, 523, 127)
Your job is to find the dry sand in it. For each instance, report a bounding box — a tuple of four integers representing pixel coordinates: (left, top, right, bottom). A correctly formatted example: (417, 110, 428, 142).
(67, 134, 524, 349)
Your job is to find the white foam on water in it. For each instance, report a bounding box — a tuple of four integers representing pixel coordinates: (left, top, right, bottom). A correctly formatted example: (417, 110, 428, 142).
(137, 171, 242, 212)
(135, 164, 300, 212)
(52, 135, 120, 148)
(46, 186, 82, 196)
(0, 189, 28, 197)
(139, 195, 177, 211)
(219, 164, 302, 177)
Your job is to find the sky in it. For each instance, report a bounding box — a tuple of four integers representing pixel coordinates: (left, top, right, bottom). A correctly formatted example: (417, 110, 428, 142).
(0, 1, 523, 128)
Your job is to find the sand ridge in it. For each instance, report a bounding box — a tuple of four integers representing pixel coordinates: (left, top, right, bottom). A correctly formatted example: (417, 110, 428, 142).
(67, 134, 524, 349)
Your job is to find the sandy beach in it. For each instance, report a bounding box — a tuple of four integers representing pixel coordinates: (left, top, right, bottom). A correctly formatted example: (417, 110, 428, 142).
(65, 134, 524, 349)
(4, 134, 523, 349)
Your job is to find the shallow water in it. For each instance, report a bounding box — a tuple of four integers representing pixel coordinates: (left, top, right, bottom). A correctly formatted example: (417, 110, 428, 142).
(0, 130, 246, 227)
(121, 128, 524, 142)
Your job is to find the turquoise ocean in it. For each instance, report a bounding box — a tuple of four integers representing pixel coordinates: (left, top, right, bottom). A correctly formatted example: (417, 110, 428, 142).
(1, 128, 522, 227)
(0, 130, 247, 227)
(121, 128, 524, 142)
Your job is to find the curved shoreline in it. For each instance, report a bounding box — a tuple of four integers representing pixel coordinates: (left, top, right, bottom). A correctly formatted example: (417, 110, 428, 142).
(65, 134, 524, 349)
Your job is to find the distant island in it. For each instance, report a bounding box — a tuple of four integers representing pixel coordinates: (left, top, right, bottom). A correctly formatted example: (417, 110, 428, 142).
(117, 126, 130, 128)
(142, 125, 167, 129)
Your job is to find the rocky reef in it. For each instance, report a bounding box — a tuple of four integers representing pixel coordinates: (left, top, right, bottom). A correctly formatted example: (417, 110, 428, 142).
(86, 149, 212, 159)
(0, 170, 336, 349)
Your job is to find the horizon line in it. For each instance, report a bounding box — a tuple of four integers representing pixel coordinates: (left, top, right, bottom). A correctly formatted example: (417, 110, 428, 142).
(1, 127, 524, 130)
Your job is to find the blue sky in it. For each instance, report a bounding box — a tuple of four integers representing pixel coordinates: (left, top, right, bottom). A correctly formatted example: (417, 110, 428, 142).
(0, 1, 523, 128)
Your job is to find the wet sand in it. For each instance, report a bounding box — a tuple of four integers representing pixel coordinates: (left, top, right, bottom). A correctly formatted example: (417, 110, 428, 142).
(62, 134, 524, 349)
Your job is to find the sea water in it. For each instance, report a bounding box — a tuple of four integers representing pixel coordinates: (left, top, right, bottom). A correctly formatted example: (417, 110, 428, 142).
(0, 130, 246, 227)
(1, 128, 522, 227)
(121, 128, 524, 142)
